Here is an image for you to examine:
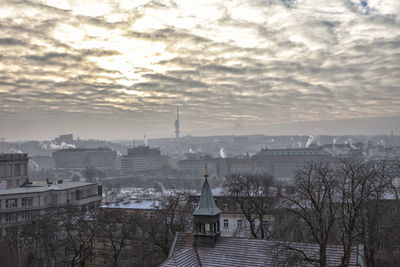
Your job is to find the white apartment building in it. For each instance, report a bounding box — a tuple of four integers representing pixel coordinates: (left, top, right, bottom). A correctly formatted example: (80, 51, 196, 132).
(0, 180, 102, 226)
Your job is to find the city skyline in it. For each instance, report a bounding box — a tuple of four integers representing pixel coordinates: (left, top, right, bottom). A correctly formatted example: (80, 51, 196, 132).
(0, 0, 399, 140)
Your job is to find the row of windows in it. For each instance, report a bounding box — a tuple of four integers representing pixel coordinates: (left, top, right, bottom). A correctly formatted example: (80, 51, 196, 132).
(0, 163, 27, 178)
(190, 201, 242, 211)
(1, 197, 33, 209)
(223, 219, 269, 231)
(223, 219, 243, 229)
(143, 211, 155, 220)
(4, 211, 33, 222)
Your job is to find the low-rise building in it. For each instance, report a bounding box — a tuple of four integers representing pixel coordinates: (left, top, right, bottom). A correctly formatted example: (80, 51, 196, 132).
(0, 180, 102, 227)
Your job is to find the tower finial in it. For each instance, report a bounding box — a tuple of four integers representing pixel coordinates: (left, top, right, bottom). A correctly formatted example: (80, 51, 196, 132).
(204, 163, 208, 179)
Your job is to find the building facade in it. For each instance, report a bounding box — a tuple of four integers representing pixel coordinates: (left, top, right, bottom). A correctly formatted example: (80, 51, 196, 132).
(52, 147, 116, 170)
(121, 146, 162, 175)
(0, 153, 29, 189)
(0, 181, 102, 227)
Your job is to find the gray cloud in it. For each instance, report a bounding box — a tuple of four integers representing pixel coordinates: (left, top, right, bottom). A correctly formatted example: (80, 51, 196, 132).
(0, 0, 399, 140)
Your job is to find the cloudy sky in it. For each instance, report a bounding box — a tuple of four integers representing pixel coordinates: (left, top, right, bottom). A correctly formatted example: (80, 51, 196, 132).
(1, 0, 399, 140)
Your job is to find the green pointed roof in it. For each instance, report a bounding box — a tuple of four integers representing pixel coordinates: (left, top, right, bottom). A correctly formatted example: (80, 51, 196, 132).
(193, 175, 221, 216)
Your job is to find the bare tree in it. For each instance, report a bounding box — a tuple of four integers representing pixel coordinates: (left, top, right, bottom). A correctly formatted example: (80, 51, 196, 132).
(283, 161, 339, 267)
(136, 191, 190, 261)
(61, 206, 99, 267)
(334, 158, 379, 267)
(96, 208, 136, 267)
(225, 173, 280, 239)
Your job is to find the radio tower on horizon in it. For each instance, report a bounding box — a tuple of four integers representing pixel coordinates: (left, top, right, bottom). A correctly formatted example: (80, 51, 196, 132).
(175, 106, 180, 139)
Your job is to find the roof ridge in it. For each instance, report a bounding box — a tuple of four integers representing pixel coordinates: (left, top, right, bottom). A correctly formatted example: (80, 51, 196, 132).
(193, 243, 202, 267)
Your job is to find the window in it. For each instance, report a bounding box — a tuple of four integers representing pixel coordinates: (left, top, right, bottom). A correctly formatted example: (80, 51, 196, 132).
(237, 220, 242, 229)
(121, 255, 127, 267)
(102, 255, 108, 265)
(22, 197, 33, 207)
(52, 195, 58, 203)
(143, 211, 149, 219)
(149, 212, 155, 220)
(14, 164, 21, 176)
(236, 202, 242, 211)
(22, 211, 32, 221)
(224, 219, 229, 229)
(6, 199, 17, 208)
(223, 202, 229, 210)
(190, 201, 198, 209)
(0, 165, 5, 178)
(6, 213, 17, 222)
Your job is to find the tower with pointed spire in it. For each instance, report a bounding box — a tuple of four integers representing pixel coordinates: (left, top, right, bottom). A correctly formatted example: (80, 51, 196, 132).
(192, 171, 222, 247)
(175, 106, 180, 139)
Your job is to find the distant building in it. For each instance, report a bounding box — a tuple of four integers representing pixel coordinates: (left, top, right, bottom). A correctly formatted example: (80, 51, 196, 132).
(0, 180, 102, 227)
(121, 146, 162, 175)
(30, 155, 55, 170)
(55, 134, 74, 144)
(52, 147, 116, 170)
(0, 153, 29, 189)
(252, 147, 334, 180)
(177, 147, 334, 180)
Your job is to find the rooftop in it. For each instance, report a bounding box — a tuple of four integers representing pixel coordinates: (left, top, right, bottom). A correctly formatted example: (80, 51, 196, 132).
(192, 176, 221, 216)
(54, 147, 112, 152)
(194, 186, 228, 197)
(102, 199, 162, 210)
(254, 147, 331, 157)
(161, 233, 362, 267)
(0, 153, 29, 161)
(0, 181, 97, 196)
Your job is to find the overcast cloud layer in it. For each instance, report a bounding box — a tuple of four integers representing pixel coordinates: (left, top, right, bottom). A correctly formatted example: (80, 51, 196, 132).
(0, 0, 399, 140)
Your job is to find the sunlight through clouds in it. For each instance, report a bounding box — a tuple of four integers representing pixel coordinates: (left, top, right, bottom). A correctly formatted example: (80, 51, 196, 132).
(0, 0, 399, 139)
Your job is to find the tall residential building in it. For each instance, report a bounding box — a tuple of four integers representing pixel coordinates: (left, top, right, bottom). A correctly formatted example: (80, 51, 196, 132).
(175, 106, 180, 139)
(0, 153, 29, 189)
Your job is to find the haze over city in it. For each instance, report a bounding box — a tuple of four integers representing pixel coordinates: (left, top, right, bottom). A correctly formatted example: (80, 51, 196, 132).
(2, 1, 400, 267)
(1, 0, 399, 140)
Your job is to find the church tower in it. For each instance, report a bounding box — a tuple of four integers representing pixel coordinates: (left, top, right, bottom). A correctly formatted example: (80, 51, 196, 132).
(192, 172, 222, 246)
(175, 106, 180, 139)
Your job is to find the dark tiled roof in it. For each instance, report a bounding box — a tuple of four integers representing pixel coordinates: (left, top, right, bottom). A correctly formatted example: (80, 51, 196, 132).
(160, 233, 362, 267)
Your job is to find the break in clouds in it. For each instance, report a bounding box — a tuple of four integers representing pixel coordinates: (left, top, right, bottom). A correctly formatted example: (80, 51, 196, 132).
(0, 0, 399, 139)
